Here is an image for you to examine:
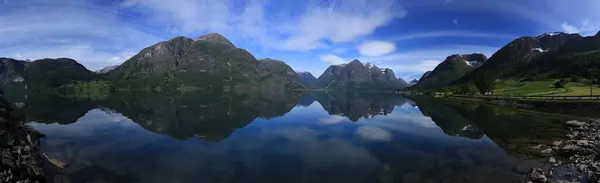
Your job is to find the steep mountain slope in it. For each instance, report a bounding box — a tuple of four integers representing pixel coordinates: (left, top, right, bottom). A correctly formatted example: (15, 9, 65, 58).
(419, 71, 431, 81)
(316, 65, 345, 88)
(316, 60, 407, 90)
(508, 31, 600, 79)
(257, 58, 306, 89)
(454, 32, 583, 84)
(297, 72, 318, 88)
(414, 53, 487, 89)
(106, 33, 304, 93)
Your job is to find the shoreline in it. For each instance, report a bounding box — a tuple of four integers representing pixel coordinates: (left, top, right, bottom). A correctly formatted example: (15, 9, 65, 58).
(526, 119, 600, 183)
(441, 95, 600, 118)
(0, 94, 45, 183)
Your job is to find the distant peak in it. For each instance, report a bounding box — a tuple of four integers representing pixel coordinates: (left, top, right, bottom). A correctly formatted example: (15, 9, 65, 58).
(195, 33, 235, 47)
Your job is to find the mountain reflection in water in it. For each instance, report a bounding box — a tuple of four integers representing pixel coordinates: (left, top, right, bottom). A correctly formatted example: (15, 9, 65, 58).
(16, 91, 570, 183)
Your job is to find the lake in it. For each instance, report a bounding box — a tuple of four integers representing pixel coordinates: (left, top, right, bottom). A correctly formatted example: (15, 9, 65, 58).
(17, 91, 571, 183)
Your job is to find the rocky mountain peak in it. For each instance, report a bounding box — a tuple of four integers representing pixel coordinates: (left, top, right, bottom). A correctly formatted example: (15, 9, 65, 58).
(195, 33, 234, 47)
(348, 59, 363, 66)
(536, 32, 583, 50)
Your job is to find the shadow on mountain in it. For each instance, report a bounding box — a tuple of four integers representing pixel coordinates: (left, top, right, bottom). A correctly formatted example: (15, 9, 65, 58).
(410, 96, 569, 157)
(310, 92, 409, 121)
(97, 90, 304, 141)
(410, 97, 484, 139)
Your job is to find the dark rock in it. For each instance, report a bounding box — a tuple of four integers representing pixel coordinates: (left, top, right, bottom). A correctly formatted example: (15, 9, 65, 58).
(529, 168, 548, 182)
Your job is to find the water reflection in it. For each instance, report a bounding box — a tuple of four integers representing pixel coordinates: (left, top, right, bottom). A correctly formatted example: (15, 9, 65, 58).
(14, 91, 572, 183)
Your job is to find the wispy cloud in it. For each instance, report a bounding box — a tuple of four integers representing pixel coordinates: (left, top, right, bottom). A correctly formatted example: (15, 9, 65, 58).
(390, 31, 517, 42)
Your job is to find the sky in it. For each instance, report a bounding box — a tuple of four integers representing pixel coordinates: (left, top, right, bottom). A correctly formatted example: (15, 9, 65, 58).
(1, 0, 600, 81)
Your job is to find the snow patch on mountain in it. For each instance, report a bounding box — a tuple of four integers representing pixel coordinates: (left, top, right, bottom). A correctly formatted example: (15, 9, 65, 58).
(532, 48, 548, 52)
(465, 60, 482, 67)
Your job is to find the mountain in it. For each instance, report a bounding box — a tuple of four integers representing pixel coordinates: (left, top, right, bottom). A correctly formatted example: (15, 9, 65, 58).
(316, 64, 345, 88)
(398, 77, 409, 86)
(419, 71, 431, 81)
(414, 53, 487, 89)
(297, 72, 318, 88)
(408, 79, 419, 86)
(507, 31, 600, 79)
(0, 58, 27, 85)
(316, 60, 407, 90)
(0, 58, 95, 90)
(106, 33, 305, 93)
(256, 58, 307, 93)
(96, 65, 118, 74)
(454, 32, 583, 84)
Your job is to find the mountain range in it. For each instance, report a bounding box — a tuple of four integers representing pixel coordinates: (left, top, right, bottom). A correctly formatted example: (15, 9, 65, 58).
(3, 30, 598, 93)
(0, 33, 409, 93)
(316, 60, 408, 90)
(412, 31, 600, 90)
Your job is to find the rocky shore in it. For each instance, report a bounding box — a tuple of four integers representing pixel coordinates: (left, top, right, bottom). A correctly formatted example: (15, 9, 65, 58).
(527, 119, 600, 183)
(0, 94, 45, 183)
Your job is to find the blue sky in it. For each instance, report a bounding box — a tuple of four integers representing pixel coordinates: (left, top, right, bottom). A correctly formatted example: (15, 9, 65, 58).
(1, 0, 599, 80)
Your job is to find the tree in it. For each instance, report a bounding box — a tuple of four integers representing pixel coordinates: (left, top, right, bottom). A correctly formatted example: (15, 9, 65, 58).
(554, 79, 568, 88)
(458, 84, 477, 94)
(474, 73, 496, 94)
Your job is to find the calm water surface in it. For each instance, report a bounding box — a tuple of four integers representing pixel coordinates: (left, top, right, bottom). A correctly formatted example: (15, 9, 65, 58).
(19, 92, 570, 183)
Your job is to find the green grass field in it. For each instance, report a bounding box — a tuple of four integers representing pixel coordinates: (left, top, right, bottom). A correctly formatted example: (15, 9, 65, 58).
(494, 80, 600, 96)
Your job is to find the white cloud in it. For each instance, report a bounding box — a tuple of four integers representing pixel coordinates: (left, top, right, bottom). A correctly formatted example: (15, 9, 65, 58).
(562, 22, 580, 34)
(356, 126, 392, 141)
(122, 0, 405, 52)
(320, 54, 346, 65)
(357, 41, 397, 57)
(0, 1, 162, 70)
(561, 20, 598, 36)
(319, 115, 347, 124)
